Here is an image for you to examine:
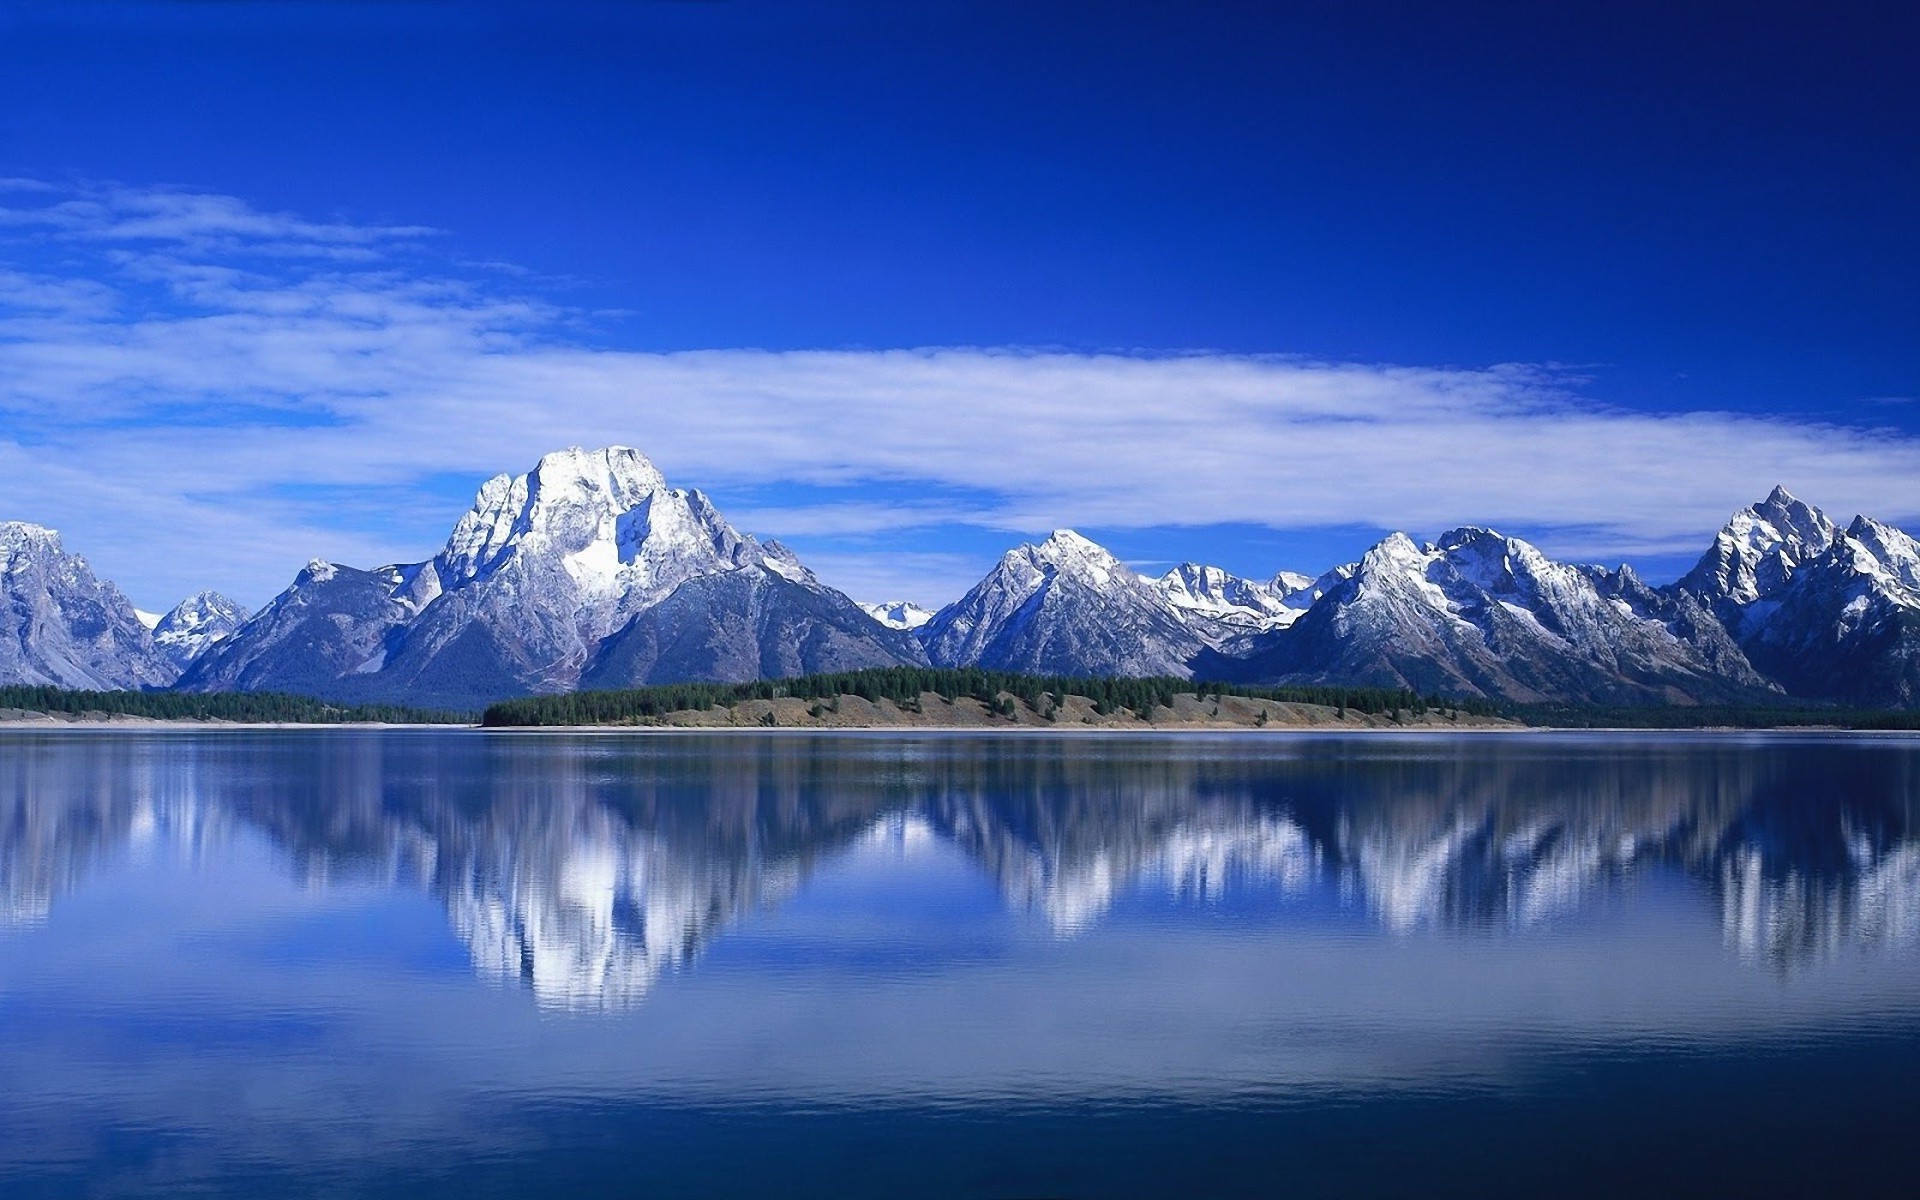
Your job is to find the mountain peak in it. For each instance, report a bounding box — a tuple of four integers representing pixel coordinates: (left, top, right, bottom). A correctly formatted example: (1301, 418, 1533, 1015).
(529, 445, 668, 496)
(1038, 528, 1108, 557)
(153, 591, 253, 671)
(1680, 487, 1839, 606)
(860, 600, 934, 630)
(0, 521, 62, 554)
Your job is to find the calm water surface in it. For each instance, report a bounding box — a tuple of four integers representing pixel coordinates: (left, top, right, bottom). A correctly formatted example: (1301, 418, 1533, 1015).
(3, 730, 1919, 1197)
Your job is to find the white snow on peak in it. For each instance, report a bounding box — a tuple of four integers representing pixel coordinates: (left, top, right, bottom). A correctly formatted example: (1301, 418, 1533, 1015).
(1361, 531, 1429, 572)
(1156, 562, 1307, 632)
(153, 590, 252, 667)
(861, 601, 934, 630)
(428, 445, 763, 621)
(1688, 485, 1839, 604)
(1846, 515, 1920, 596)
(0, 521, 62, 556)
(300, 559, 339, 583)
(1028, 529, 1122, 585)
(1272, 570, 1314, 597)
(134, 609, 162, 630)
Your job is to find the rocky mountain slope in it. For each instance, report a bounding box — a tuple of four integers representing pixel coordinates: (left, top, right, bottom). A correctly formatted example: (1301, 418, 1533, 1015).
(1154, 563, 1312, 641)
(0, 522, 176, 690)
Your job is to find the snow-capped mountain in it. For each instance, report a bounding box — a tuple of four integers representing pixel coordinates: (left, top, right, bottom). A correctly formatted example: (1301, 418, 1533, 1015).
(920, 530, 1209, 677)
(861, 601, 934, 630)
(1680, 490, 1920, 707)
(183, 447, 923, 706)
(1678, 485, 1838, 618)
(19, 470, 1920, 710)
(151, 591, 251, 670)
(0, 522, 177, 690)
(1210, 526, 1773, 704)
(1155, 562, 1311, 642)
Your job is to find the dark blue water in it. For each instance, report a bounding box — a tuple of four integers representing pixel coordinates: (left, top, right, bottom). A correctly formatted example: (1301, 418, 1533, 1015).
(4, 730, 1920, 1197)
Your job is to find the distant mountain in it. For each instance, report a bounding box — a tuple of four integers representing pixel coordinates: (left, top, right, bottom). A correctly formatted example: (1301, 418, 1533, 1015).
(1681, 489, 1920, 707)
(1154, 562, 1311, 643)
(920, 531, 1208, 677)
(183, 447, 920, 706)
(1207, 527, 1774, 704)
(0, 522, 176, 690)
(151, 591, 251, 670)
(860, 601, 934, 630)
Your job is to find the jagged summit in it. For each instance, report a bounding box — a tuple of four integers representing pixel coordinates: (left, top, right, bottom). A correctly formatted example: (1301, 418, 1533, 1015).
(1210, 523, 1772, 704)
(1156, 562, 1308, 639)
(921, 530, 1207, 676)
(0, 520, 61, 548)
(1689, 489, 1920, 707)
(1681, 485, 1839, 608)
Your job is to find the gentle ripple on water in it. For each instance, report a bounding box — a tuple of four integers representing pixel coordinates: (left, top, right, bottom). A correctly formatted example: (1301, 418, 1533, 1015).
(2, 729, 1920, 1196)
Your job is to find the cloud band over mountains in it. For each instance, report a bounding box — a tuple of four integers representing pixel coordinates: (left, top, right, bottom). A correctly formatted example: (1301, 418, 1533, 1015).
(3, 179, 1918, 607)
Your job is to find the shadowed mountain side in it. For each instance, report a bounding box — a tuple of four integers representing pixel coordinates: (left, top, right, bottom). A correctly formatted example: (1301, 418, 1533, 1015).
(175, 562, 412, 702)
(581, 566, 927, 690)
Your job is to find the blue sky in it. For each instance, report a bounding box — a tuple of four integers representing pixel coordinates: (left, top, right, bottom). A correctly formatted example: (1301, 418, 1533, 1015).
(0, 0, 1916, 609)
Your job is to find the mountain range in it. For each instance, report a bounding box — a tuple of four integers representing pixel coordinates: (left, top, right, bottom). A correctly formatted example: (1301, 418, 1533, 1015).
(5, 447, 1918, 709)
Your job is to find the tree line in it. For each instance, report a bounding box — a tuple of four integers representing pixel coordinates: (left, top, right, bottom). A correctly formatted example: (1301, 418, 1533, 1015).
(479, 667, 1503, 727)
(0, 686, 468, 724)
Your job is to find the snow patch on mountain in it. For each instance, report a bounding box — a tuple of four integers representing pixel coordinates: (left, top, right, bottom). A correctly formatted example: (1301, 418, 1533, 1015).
(1156, 562, 1310, 639)
(861, 601, 934, 630)
(152, 591, 253, 671)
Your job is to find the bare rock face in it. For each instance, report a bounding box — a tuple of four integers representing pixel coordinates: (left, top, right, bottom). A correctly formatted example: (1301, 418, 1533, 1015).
(182, 447, 920, 707)
(920, 531, 1209, 677)
(0, 522, 177, 690)
(1209, 527, 1776, 704)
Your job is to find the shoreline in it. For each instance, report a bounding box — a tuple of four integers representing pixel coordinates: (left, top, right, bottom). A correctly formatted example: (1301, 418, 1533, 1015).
(2, 716, 1912, 736)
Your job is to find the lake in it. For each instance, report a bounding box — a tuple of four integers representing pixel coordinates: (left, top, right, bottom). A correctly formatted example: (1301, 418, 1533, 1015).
(3, 729, 1919, 1197)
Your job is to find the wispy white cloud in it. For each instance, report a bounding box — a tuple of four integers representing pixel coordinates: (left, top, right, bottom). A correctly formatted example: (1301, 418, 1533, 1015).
(3, 179, 1920, 608)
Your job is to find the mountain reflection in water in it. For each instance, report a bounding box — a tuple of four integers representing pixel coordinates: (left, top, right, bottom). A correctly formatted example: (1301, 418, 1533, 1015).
(3, 730, 1917, 1009)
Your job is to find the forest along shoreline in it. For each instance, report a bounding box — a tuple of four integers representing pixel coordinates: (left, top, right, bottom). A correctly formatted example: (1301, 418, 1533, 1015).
(504, 690, 1511, 730)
